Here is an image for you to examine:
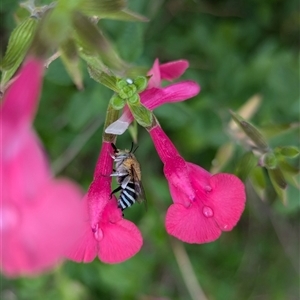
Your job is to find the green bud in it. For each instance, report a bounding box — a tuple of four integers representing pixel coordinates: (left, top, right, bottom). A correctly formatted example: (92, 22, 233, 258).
(117, 79, 137, 99)
(116, 79, 128, 90)
(262, 152, 277, 169)
(128, 94, 140, 104)
(2, 17, 38, 70)
(230, 110, 269, 152)
(111, 94, 126, 110)
(128, 103, 153, 127)
(275, 146, 299, 158)
(134, 76, 148, 92)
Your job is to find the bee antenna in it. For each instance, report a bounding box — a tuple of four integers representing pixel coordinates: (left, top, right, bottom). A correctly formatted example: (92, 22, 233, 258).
(133, 145, 139, 153)
(130, 142, 134, 153)
(111, 143, 118, 153)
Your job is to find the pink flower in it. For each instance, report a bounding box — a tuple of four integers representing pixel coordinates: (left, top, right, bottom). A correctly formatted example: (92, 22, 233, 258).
(1, 58, 84, 277)
(105, 59, 200, 134)
(67, 141, 143, 264)
(148, 123, 246, 243)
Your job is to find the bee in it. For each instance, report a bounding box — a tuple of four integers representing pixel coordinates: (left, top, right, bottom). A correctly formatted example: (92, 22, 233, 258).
(110, 143, 146, 211)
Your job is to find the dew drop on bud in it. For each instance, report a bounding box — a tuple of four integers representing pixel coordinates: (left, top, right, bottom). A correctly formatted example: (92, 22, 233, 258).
(202, 206, 214, 218)
(126, 78, 133, 84)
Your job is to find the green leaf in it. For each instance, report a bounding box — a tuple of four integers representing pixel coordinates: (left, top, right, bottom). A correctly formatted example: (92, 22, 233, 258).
(97, 9, 149, 22)
(60, 38, 83, 90)
(37, 9, 73, 49)
(268, 168, 288, 204)
(1, 17, 38, 70)
(230, 110, 269, 152)
(250, 167, 267, 200)
(79, 0, 126, 16)
(268, 168, 287, 189)
(278, 160, 300, 175)
(128, 103, 153, 128)
(1, 17, 38, 88)
(87, 65, 119, 92)
(72, 11, 127, 70)
(235, 151, 258, 181)
(210, 142, 234, 173)
(275, 146, 299, 158)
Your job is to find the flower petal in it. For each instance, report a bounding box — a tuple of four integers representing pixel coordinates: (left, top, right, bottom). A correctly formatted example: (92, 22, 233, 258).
(147, 58, 161, 89)
(141, 81, 200, 110)
(208, 173, 246, 231)
(3, 130, 50, 204)
(165, 203, 221, 243)
(159, 59, 189, 81)
(2, 179, 84, 276)
(98, 219, 143, 263)
(1, 57, 44, 132)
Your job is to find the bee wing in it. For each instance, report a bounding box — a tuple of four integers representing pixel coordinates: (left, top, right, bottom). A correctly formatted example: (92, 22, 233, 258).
(131, 166, 147, 210)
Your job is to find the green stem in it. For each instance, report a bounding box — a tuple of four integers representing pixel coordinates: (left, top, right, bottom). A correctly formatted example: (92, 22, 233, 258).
(103, 97, 120, 142)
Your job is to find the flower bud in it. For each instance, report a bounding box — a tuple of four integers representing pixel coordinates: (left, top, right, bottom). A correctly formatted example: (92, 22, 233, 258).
(261, 152, 277, 169)
(134, 76, 148, 92)
(111, 94, 126, 110)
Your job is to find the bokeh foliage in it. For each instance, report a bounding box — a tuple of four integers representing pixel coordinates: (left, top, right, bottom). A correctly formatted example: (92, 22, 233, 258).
(1, 0, 299, 299)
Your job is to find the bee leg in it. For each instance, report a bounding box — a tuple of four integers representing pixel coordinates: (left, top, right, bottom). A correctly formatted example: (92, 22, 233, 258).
(110, 185, 122, 198)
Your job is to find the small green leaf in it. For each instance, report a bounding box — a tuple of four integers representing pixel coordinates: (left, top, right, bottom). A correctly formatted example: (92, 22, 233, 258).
(251, 167, 267, 190)
(210, 142, 234, 173)
(97, 9, 149, 22)
(1, 17, 39, 87)
(60, 38, 83, 89)
(38, 9, 72, 49)
(275, 146, 299, 158)
(1, 17, 38, 70)
(73, 11, 127, 70)
(87, 65, 119, 92)
(230, 110, 269, 152)
(79, 0, 126, 16)
(278, 160, 300, 175)
(268, 168, 287, 189)
(128, 103, 153, 128)
(268, 169, 288, 204)
(235, 151, 258, 181)
(250, 167, 267, 200)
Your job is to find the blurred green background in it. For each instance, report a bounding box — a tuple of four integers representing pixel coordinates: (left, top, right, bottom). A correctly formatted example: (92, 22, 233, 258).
(1, 0, 299, 299)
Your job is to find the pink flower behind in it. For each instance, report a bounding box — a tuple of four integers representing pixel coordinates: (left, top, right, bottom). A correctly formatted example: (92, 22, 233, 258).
(148, 123, 246, 244)
(105, 59, 200, 135)
(1, 58, 84, 277)
(67, 141, 143, 264)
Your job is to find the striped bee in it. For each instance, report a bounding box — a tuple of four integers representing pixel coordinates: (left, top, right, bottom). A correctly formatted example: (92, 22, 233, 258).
(110, 143, 146, 211)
